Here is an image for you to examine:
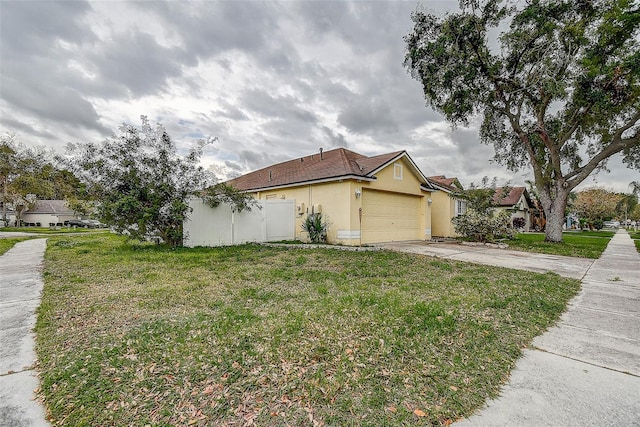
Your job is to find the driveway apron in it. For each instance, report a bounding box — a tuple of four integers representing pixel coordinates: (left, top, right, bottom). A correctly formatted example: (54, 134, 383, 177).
(0, 238, 51, 427)
(377, 240, 594, 279)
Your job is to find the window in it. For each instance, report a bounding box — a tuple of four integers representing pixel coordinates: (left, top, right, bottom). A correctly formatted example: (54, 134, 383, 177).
(455, 199, 467, 216)
(394, 163, 403, 180)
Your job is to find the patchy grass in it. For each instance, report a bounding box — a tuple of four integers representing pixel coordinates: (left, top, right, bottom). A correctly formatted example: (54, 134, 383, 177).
(507, 231, 614, 258)
(0, 237, 31, 255)
(36, 234, 580, 427)
(629, 231, 640, 252)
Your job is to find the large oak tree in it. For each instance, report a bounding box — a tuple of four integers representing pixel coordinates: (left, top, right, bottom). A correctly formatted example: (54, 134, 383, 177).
(404, 0, 640, 242)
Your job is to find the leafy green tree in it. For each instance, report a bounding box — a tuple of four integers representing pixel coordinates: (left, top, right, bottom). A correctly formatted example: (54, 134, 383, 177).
(404, 0, 640, 242)
(201, 183, 259, 213)
(573, 187, 622, 228)
(65, 117, 253, 247)
(616, 182, 639, 222)
(454, 176, 512, 214)
(0, 134, 84, 226)
(451, 177, 515, 241)
(0, 135, 19, 223)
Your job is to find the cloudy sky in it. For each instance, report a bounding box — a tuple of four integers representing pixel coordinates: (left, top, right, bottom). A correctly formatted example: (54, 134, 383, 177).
(0, 0, 636, 192)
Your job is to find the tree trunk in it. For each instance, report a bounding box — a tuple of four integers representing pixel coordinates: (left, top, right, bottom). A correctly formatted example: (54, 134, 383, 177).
(545, 206, 565, 242)
(538, 183, 570, 243)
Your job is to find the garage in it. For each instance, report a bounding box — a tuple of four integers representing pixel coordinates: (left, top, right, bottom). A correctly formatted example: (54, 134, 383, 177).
(361, 190, 422, 244)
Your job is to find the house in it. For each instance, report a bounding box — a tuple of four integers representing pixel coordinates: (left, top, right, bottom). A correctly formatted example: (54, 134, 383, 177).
(20, 200, 78, 226)
(427, 175, 467, 238)
(227, 148, 435, 245)
(492, 187, 533, 231)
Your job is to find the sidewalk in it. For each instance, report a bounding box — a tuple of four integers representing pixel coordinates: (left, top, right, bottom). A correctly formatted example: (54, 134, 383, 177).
(0, 239, 51, 427)
(456, 229, 640, 426)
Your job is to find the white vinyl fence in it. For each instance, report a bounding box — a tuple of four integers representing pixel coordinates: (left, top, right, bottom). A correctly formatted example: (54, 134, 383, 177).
(183, 198, 295, 247)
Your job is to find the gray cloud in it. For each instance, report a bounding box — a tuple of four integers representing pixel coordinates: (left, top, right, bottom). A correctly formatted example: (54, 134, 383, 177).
(0, 1, 95, 58)
(321, 126, 348, 148)
(240, 89, 317, 124)
(0, 0, 635, 192)
(87, 31, 192, 97)
(338, 97, 398, 134)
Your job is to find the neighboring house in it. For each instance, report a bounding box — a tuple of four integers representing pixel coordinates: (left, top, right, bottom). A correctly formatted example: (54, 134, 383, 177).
(227, 148, 435, 245)
(492, 187, 533, 231)
(427, 175, 467, 238)
(21, 200, 78, 226)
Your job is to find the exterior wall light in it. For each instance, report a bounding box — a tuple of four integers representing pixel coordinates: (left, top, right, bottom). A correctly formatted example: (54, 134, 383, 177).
(355, 189, 362, 198)
(427, 198, 432, 205)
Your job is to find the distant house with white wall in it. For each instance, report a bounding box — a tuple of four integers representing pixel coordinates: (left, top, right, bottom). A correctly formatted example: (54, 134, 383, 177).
(21, 200, 78, 226)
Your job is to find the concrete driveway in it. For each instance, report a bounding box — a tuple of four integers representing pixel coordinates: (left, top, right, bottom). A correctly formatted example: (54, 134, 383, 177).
(377, 240, 594, 279)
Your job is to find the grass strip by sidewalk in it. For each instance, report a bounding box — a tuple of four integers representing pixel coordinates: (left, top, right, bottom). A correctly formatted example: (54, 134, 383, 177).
(36, 233, 580, 426)
(507, 231, 614, 258)
(629, 231, 640, 252)
(0, 237, 30, 255)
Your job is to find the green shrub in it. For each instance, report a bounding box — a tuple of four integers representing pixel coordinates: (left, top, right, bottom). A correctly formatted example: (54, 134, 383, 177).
(453, 210, 516, 242)
(301, 213, 328, 243)
(512, 217, 526, 229)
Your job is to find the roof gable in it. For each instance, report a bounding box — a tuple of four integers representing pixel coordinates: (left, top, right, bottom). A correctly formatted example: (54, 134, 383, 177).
(26, 200, 75, 214)
(228, 148, 431, 192)
(427, 175, 463, 193)
(493, 187, 531, 207)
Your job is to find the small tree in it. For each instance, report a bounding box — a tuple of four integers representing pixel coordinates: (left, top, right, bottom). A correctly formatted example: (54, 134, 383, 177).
(451, 178, 516, 241)
(66, 116, 253, 247)
(573, 187, 622, 229)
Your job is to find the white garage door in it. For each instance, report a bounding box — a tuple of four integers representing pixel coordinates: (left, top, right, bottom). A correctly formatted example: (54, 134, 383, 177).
(361, 190, 422, 244)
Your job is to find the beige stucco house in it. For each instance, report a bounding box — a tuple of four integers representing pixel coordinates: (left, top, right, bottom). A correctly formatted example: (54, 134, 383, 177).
(426, 175, 467, 238)
(227, 148, 435, 245)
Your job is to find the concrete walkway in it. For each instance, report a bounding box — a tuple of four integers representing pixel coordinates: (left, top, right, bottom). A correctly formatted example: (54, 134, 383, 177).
(0, 239, 50, 427)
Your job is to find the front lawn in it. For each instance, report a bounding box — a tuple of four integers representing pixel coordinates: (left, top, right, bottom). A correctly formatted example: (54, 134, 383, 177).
(36, 234, 580, 426)
(507, 231, 614, 258)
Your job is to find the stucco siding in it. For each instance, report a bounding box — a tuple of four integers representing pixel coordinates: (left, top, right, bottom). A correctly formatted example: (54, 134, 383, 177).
(431, 191, 458, 237)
